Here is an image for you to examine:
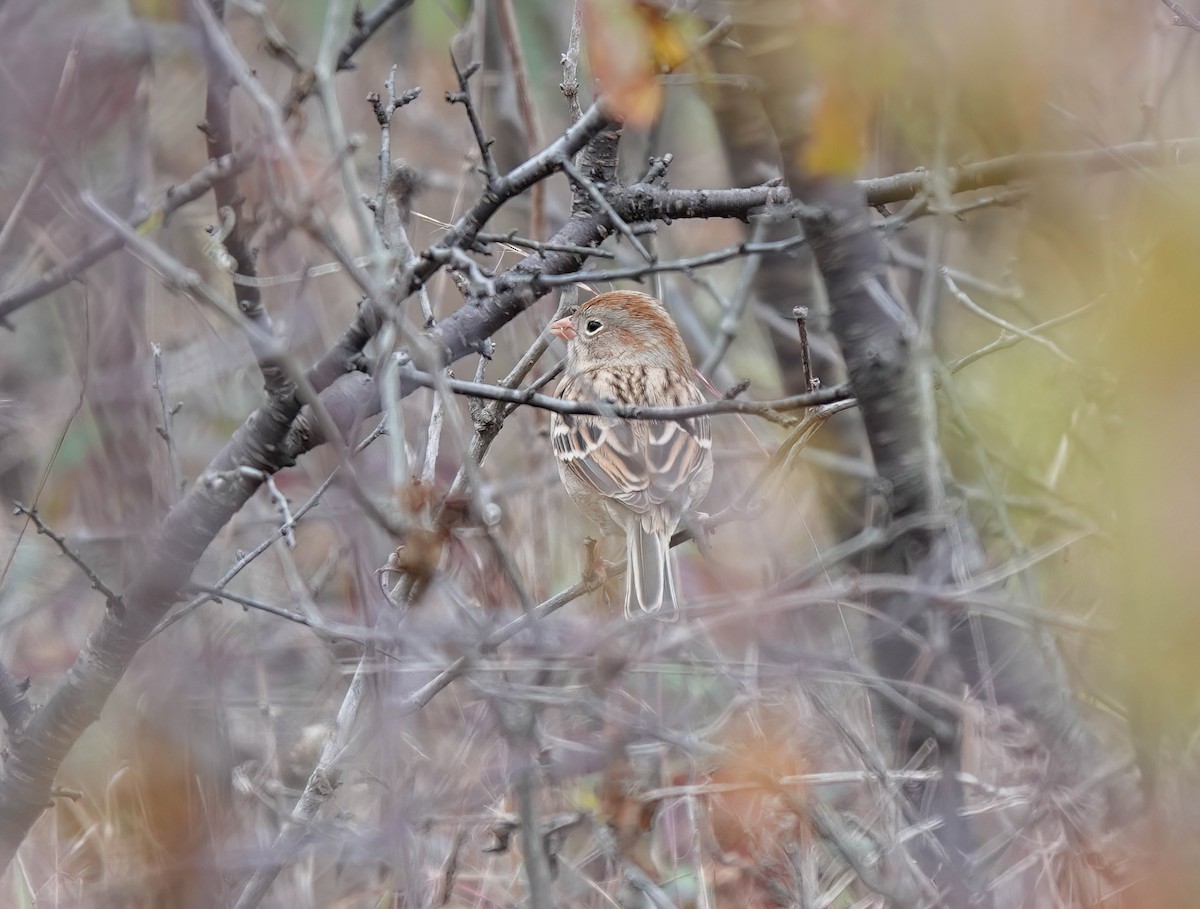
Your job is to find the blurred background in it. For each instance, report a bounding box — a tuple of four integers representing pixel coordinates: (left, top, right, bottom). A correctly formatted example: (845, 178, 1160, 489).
(0, 0, 1198, 906)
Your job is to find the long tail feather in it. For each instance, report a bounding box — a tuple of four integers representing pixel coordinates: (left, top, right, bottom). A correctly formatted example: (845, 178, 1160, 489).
(627, 528, 669, 617)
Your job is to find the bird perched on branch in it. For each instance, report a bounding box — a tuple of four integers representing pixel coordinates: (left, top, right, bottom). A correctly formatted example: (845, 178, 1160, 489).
(549, 291, 713, 617)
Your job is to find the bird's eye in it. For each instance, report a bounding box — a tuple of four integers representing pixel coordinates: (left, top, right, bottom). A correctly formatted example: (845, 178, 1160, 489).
(585, 319, 603, 334)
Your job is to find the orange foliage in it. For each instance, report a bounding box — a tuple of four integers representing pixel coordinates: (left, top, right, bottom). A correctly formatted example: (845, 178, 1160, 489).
(584, 0, 692, 128)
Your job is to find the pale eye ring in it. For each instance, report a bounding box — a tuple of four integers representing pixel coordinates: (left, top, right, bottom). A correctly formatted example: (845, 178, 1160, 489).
(584, 319, 603, 334)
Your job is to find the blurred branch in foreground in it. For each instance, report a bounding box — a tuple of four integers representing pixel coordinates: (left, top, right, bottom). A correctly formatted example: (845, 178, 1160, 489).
(0, 0, 1198, 906)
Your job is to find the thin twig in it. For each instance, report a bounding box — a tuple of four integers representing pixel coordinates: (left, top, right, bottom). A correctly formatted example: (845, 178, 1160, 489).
(699, 215, 767, 376)
(946, 302, 1095, 374)
(232, 652, 370, 909)
(451, 291, 576, 507)
(0, 149, 253, 324)
(424, 367, 538, 615)
(236, 468, 297, 548)
(11, 504, 124, 615)
(404, 102, 609, 296)
(151, 344, 185, 500)
(509, 728, 555, 909)
(0, 158, 48, 273)
(230, 0, 304, 72)
(192, 0, 307, 193)
(889, 245, 1022, 301)
(793, 306, 816, 394)
(151, 421, 387, 639)
(540, 232, 807, 287)
(337, 0, 417, 71)
(237, 552, 604, 908)
(186, 584, 370, 644)
(399, 567, 606, 712)
(592, 821, 679, 909)
(420, 369, 447, 487)
(81, 194, 276, 349)
(560, 157, 654, 262)
(494, 0, 545, 238)
(477, 230, 616, 259)
(941, 269, 1076, 365)
(1162, 0, 1200, 32)
(369, 66, 399, 244)
(560, 0, 584, 123)
(447, 54, 499, 185)
(314, 0, 383, 269)
(399, 367, 851, 425)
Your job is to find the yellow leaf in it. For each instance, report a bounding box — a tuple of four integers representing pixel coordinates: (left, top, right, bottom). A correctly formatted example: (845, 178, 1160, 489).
(800, 77, 870, 177)
(129, 0, 186, 21)
(632, 1, 691, 72)
(137, 210, 165, 236)
(583, 0, 663, 128)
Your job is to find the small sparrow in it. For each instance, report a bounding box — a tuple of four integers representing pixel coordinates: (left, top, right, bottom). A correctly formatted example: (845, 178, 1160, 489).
(548, 291, 713, 617)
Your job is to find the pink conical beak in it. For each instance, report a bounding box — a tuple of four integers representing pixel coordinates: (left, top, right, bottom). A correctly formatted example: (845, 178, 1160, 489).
(548, 316, 576, 341)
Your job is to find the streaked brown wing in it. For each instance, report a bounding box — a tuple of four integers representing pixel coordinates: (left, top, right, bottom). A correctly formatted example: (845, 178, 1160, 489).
(642, 410, 710, 508)
(552, 370, 710, 516)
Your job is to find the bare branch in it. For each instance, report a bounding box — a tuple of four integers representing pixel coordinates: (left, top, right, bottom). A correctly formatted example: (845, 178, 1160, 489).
(232, 650, 370, 909)
(947, 303, 1095, 374)
(400, 567, 607, 713)
(185, 584, 370, 645)
(80, 194, 283, 364)
(0, 158, 49, 282)
(560, 0, 584, 123)
(151, 344, 185, 501)
(151, 420, 387, 640)
(560, 156, 654, 261)
(446, 54, 499, 185)
(494, 0, 545, 236)
(337, 0, 416, 71)
(0, 662, 32, 736)
(698, 215, 768, 376)
(0, 322, 312, 869)
(11, 503, 124, 616)
(234, 550, 607, 908)
(192, 0, 307, 193)
(476, 230, 616, 259)
(541, 231, 806, 286)
(201, 0, 263, 309)
(314, 0, 384, 266)
(941, 269, 1076, 365)
(398, 366, 851, 425)
(1162, 0, 1200, 32)
(0, 149, 253, 325)
(864, 134, 1200, 203)
(608, 134, 1200, 222)
(405, 102, 610, 295)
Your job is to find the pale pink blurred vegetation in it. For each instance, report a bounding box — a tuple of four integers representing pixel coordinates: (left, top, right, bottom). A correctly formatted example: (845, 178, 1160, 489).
(0, 0, 1198, 906)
